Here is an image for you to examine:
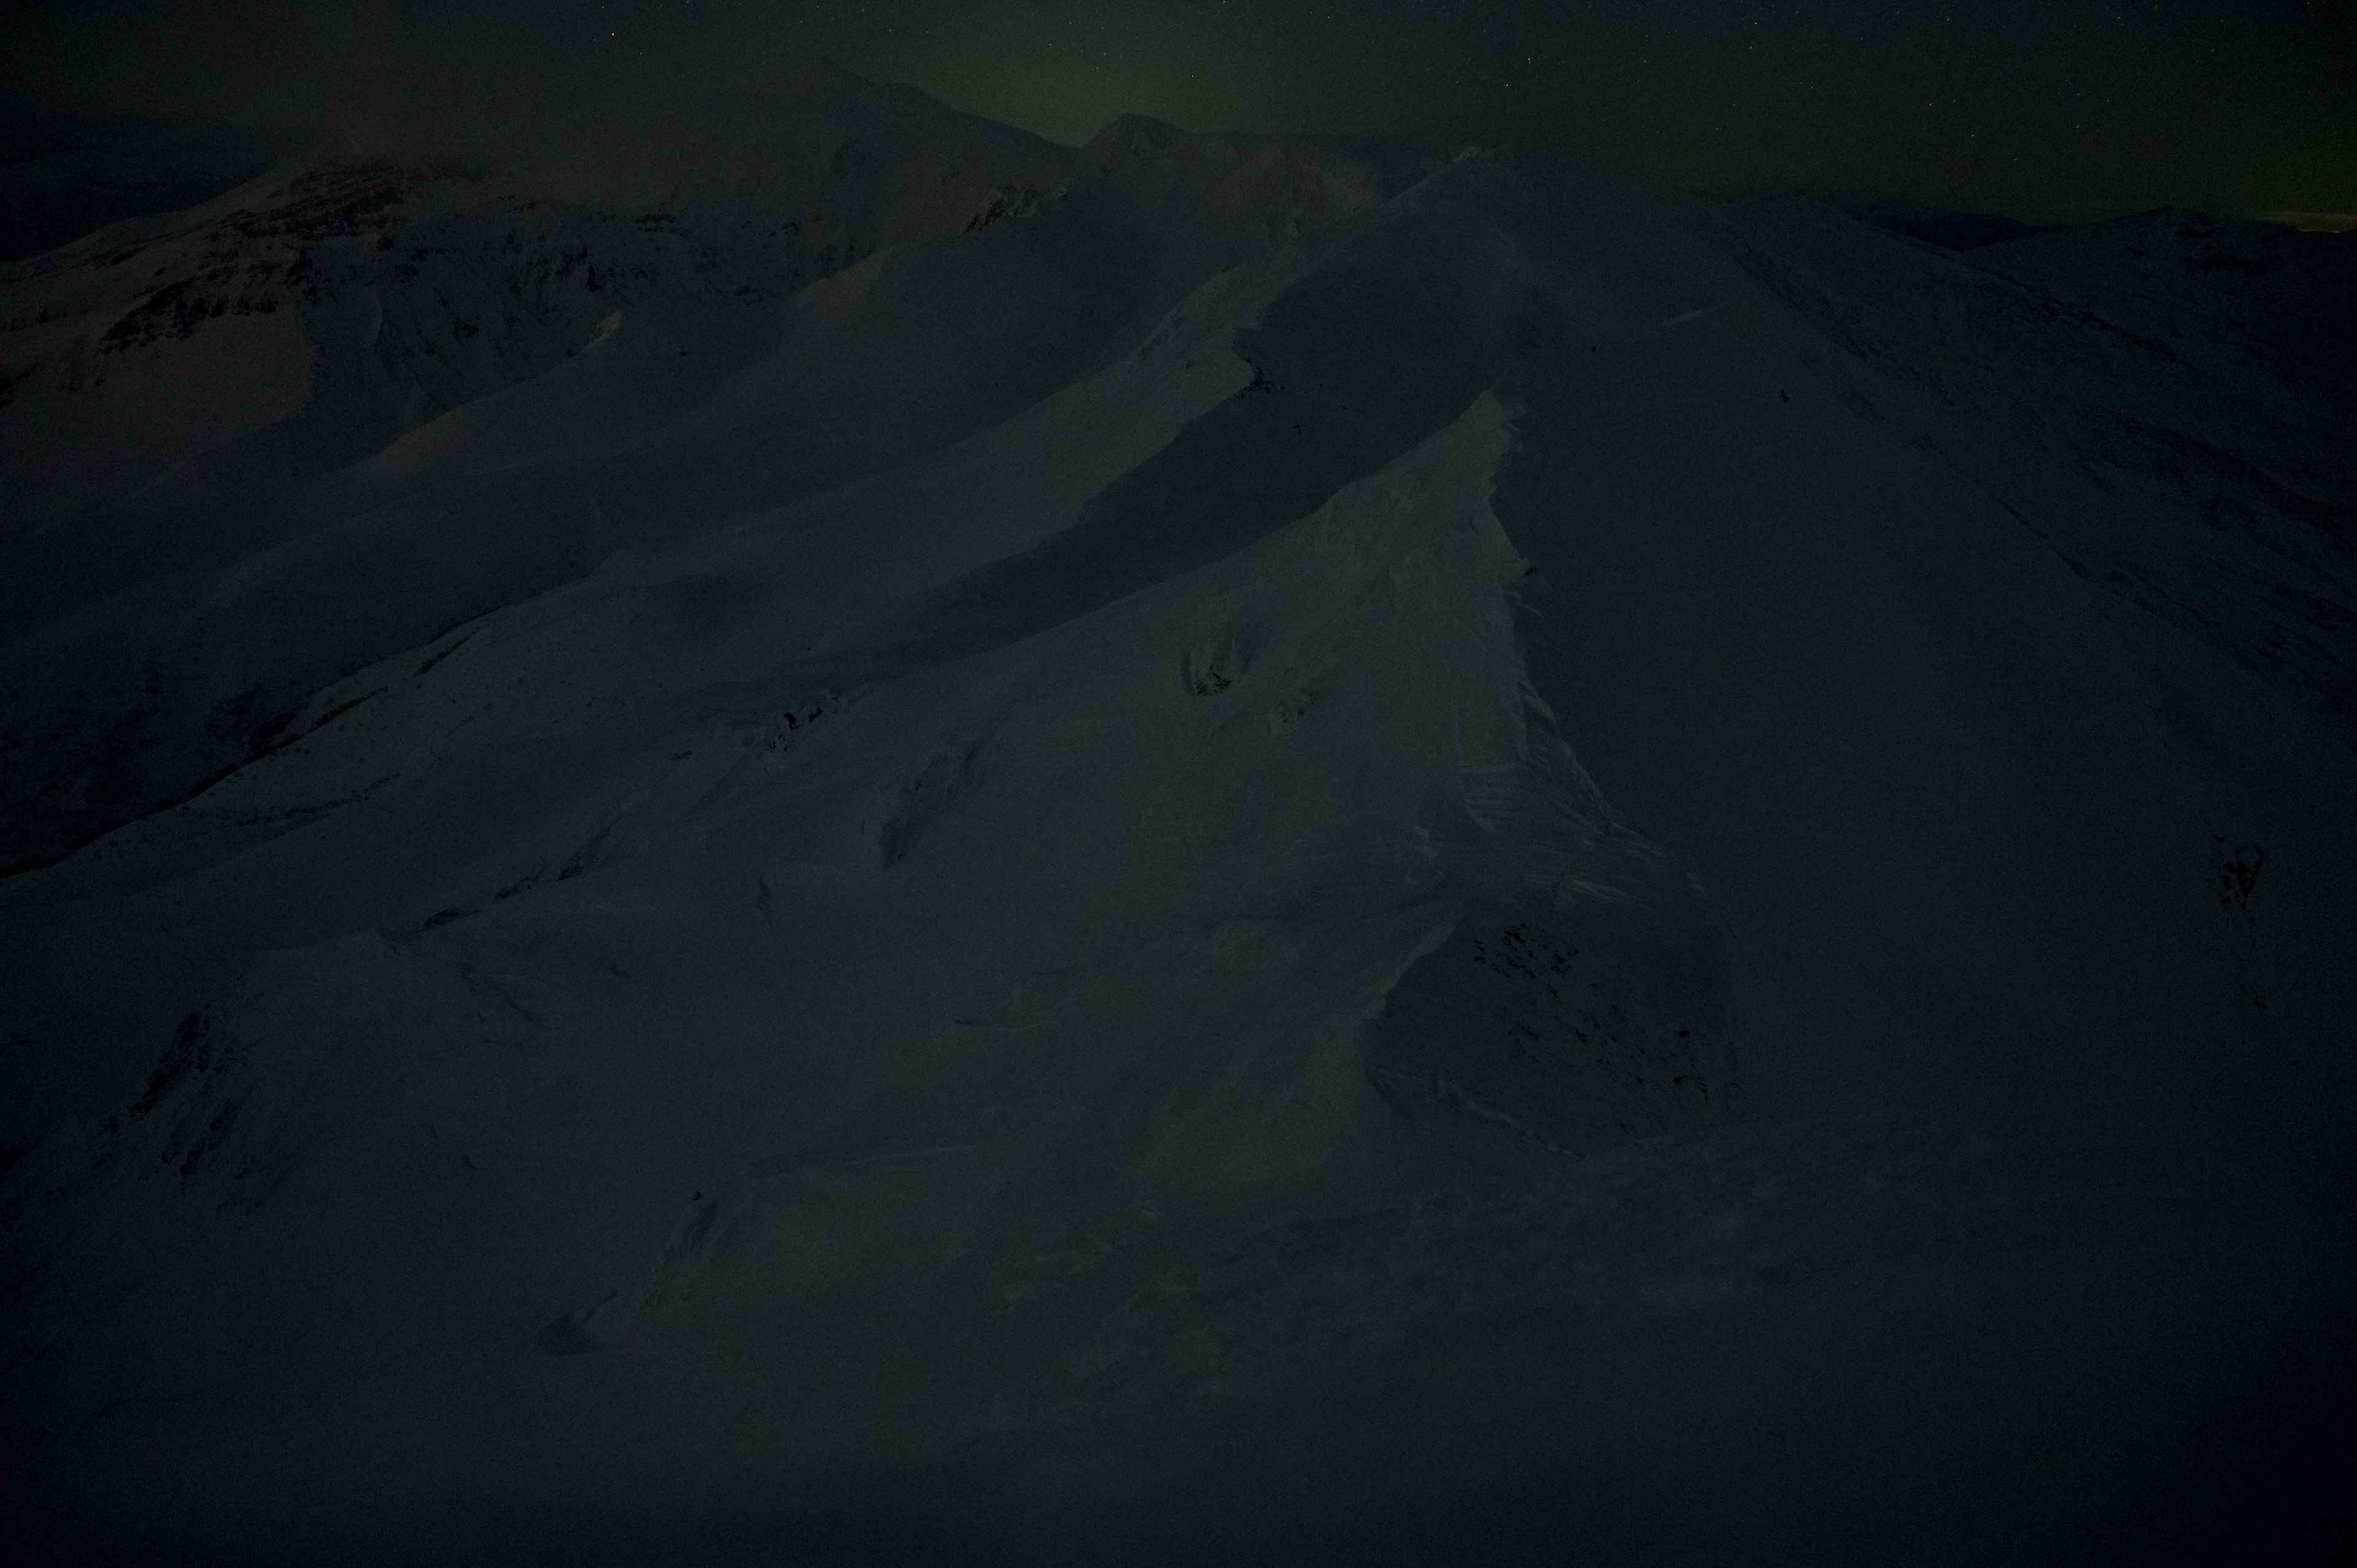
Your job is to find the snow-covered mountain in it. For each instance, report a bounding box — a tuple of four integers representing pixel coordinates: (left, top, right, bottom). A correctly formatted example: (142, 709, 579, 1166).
(2, 69, 2351, 1565)
(0, 93, 1431, 883)
(0, 65, 1077, 536)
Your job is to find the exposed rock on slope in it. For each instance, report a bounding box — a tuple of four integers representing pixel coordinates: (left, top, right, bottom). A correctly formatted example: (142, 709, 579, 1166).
(0, 98, 1430, 881)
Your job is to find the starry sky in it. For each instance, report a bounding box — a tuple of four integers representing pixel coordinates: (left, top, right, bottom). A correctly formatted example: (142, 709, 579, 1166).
(5, 1, 2353, 222)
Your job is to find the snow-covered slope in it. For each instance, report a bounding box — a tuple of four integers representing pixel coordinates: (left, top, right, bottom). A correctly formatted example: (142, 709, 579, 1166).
(1978, 206, 2357, 398)
(1, 99, 2351, 1564)
(1728, 199, 2357, 746)
(0, 69, 1075, 537)
(0, 99, 1430, 882)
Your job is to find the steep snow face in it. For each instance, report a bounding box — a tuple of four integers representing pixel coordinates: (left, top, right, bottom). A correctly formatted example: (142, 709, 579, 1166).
(552, 58, 1078, 277)
(0, 70, 1080, 539)
(0, 163, 745, 534)
(1, 133, 2353, 1561)
(1721, 198, 2357, 748)
(0, 74, 1060, 874)
(1068, 114, 1445, 317)
(0, 112, 1433, 882)
(0, 166, 776, 876)
(1978, 207, 2357, 401)
(1, 265, 1736, 1547)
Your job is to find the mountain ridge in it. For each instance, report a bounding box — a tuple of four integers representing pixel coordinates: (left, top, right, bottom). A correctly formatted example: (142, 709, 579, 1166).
(2, 73, 2352, 1566)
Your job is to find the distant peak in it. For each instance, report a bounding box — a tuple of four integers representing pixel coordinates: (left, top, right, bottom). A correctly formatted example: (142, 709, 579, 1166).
(1085, 114, 1190, 157)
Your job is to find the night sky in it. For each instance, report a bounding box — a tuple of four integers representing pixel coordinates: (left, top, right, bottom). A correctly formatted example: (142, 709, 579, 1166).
(7, 1, 2355, 225)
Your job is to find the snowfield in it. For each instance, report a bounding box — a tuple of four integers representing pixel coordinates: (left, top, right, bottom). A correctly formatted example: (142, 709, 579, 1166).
(2, 68, 2351, 1566)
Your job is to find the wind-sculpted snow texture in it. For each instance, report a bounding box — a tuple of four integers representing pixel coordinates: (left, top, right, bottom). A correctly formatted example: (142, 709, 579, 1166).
(2, 73, 2353, 1567)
